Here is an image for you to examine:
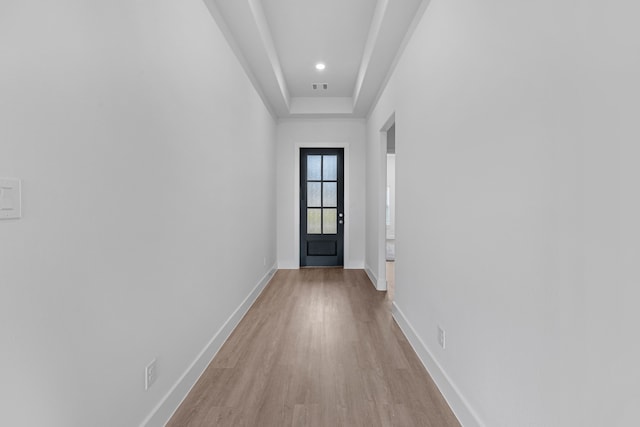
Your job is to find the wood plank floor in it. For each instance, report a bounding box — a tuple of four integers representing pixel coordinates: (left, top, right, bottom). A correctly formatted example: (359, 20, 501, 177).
(167, 269, 460, 427)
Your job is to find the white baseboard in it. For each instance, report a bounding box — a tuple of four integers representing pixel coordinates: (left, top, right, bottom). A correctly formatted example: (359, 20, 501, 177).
(140, 266, 278, 427)
(391, 302, 485, 427)
(344, 262, 365, 270)
(277, 262, 365, 270)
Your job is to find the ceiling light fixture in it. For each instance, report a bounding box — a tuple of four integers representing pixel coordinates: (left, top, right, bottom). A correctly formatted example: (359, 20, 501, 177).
(315, 63, 326, 71)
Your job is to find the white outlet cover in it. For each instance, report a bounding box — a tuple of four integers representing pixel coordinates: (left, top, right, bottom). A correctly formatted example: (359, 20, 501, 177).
(438, 326, 446, 349)
(0, 178, 21, 220)
(145, 358, 157, 390)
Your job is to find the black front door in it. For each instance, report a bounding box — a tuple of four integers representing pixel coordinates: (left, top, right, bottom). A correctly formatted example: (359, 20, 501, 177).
(300, 148, 344, 267)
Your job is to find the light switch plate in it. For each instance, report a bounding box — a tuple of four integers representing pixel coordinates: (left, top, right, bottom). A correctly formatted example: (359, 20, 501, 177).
(0, 178, 22, 220)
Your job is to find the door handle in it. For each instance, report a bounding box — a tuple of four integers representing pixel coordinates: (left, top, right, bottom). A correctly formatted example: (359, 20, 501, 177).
(339, 212, 344, 224)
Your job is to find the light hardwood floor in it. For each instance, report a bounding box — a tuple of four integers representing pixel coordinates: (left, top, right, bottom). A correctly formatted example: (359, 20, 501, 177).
(167, 269, 460, 427)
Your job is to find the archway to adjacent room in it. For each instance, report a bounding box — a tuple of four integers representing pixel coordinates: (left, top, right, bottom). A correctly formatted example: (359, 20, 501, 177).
(385, 123, 396, 299)
(377, 113, 395, 297)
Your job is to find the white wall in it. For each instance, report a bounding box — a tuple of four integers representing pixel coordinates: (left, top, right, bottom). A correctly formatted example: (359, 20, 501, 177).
(276, 119, 366, 269)
(366, 0, 640, 426)
(0, 1, 276, 426)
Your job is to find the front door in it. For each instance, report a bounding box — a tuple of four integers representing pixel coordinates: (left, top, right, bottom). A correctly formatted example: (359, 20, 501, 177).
(300, 148, 344, 267)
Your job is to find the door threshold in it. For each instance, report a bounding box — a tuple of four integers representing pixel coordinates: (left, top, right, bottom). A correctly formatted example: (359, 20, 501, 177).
(300, 266, 344, 269)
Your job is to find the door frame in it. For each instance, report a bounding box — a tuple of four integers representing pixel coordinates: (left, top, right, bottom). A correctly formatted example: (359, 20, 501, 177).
(377, 113, 396, 290)
(294, 142, 351, 269)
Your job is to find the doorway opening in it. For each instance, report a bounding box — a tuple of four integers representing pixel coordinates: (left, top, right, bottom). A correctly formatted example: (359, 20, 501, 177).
(299, 148, 345, 267)
(385, 124, 396, 299)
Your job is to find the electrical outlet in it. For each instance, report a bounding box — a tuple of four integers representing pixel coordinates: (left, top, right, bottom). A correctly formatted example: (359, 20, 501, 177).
(0, 178, 21, 220)
(263, 257, 267, 266)
(438, 326, 446, 350)
(145, 359, 157, 390)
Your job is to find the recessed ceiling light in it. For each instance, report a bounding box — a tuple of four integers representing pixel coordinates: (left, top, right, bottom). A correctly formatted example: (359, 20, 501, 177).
(315, 63, 326, 71)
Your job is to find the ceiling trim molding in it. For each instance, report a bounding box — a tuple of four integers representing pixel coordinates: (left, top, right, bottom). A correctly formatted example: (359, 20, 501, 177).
(365, 0, 432, 120)
(201, 0, 278, 120)
(289, 97, 354, 116)
(203, 0, 425, 119)
(352, 0, 389, 108)
(247, 0, 291, 110)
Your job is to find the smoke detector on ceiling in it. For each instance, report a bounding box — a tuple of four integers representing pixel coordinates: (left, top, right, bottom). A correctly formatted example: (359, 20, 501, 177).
(312, 83, 328, 90)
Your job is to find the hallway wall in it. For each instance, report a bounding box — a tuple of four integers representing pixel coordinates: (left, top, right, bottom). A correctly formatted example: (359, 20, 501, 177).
(0, 1, 276, 426)
(276, 119, 366, 269)
(366, 0, 640, 426)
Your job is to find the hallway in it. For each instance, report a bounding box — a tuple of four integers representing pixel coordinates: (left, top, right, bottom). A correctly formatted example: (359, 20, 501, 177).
(167, 269, 459, 426)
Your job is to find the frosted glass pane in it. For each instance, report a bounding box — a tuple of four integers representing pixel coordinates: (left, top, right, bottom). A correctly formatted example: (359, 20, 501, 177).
(323, 182, 337, 207)
(307, 183, 321, 207)
(307, 155, 322, 180)
(307, 209, 322, 234)
(323, 155, 337, 180)
(323, 209, 337, 234)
